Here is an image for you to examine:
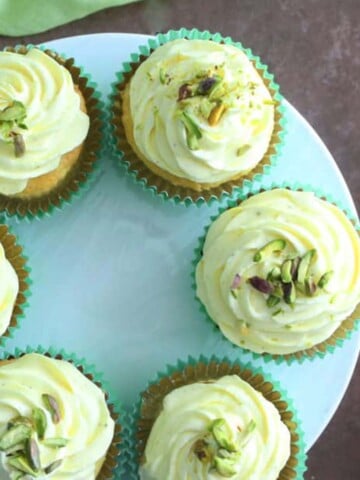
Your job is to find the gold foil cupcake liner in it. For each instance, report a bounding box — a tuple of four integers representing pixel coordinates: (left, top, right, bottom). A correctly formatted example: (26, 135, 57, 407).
(193, 182, 360, 364)
(0, 347, 123, 479)
(0, 45, 103, 219)
(111, 29, 285, 205)
(0, 223, 30, 347)
(133, 357, 307, 479)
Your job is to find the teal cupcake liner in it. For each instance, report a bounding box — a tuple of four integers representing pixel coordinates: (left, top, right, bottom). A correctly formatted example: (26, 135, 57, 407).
(128, 355, 307, 479)
(0, 221, 31, 349)
(110, 28, 286, 207)
(192, 181, 360, 364)
(0, 44, 104, 221)
(0, 345, 126, 479)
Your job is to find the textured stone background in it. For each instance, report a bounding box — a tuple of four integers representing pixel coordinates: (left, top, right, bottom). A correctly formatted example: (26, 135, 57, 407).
(1, 1, 359, 478)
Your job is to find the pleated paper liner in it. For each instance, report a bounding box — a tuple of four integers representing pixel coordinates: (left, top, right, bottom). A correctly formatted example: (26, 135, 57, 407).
(0, 222, 30, 348)
(192, 181, 360, 364)
(0, 45, 103, 221)
(0, 346, 126, 479)
(129, 356, 307, 480)
(110, 28, 286, 206)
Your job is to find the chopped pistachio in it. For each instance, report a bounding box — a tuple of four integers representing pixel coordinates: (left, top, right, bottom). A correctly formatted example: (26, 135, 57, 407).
(26, 438, 41, 471)
(213, 455, 238, 477)
(0, 424, 32, 451)
(297, 249, 316, 284)
(7, 456, 37, 476)
(209, 418, 237, 452)
(246, 419, 256, 433)
(42, 437, 69, 448)
(193, 438, 212, 463)
(267, 266, 281, 282)
(8, 417, 33, 430)
(197, 76, 219, 95)
(281, 259, 293, 283)
(266, 295, 281, 308)
(273, 308, 284, 316)
(318, 270, 333, 288)
(230, 289, 238, 299)
(13, 133, 26, 157)
(42, 394, 61, 424)
(231, 273, 241, 290)
(32, 408, 47, 440)
(283, 281, 296, 305)
(305, 277, 317, 296)
(159, 68, 166, 84)
(0, 101, 26, 123)
(253, 239, 286, 262)
(208, 103, 226, 126)
(236, 144, 251, 156)
(180, 111, 202, 150)
(248, 276, 274, 294)
(44, 459, 62, 475)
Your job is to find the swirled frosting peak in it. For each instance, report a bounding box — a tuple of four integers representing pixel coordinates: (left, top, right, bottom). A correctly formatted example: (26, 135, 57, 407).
(196, 189, 360, 354)
(0, 353, 114, 479)
(129, 39, 275, 185)
(0, 48, 89, 195)
(139, 375, 290, 479)
(0, 241, 18, 336)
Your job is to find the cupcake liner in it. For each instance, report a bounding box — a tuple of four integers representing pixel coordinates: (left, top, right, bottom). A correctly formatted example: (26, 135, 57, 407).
(0, 221, 30, 348)
(110, 28, 286, 206)
(0, 44, 104, 221)
(0, 345, 126, 479)
(192, 181, 360, 364)
(129, 355, 307, 479)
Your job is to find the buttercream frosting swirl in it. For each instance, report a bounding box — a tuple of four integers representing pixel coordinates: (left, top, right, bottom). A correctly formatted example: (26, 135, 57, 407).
(0, 48, 89, 195)
(0, 353, 114, 479)
(139, 375, 290, 479)
(196, 189, 360, 354)
(0, 241, 18, 337)
(128, 39, 274, 185)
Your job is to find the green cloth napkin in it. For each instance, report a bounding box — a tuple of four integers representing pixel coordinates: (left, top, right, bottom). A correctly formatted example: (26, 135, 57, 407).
(0, 0, 139, 36)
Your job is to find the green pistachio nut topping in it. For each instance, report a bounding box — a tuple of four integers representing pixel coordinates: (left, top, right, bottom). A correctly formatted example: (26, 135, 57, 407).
(8, 416, 34, 430)
(253, 239, 286, 262)
(44, 459, 62, 475)
(32, 408, 47, 440)
(209, 418, 237, 452)
(42, 394, 61, 424)
(42, 437, 69, 448)
(318, 270, 333, 288)
(180, 111, 202, 150)
(267, 266, 281, 281)
(26, 438, 41, 471)
(283, 281, 296, 305)
(213, 456, 238, 477)
(159, 68, 166, 84)
(193, 438, 212, 464)
(266, 294, 281, 308)
(297, 249, 316, 284)
(7, 456, 38, 476)
(281, 259, 293, 283)
(0, 101, 26, 123)
(0, 424, 32, 451)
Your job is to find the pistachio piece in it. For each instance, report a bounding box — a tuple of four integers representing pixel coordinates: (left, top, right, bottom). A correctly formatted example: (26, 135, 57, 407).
(253, 239, 286, 262)
(193, 438, 212, 463)
(231, 273, 241, 290)
(197, 76, 218, 95)
(8, 417, 33, 430)
(267, 266, 281, 282)
(159, 68, 166, 84)
(281, 259, 293, 283)
(213, 456, 238, 477)
(248, 276, 274, 295)
(42, 437, 69, 448)
(290, 256, 301, 280)
(26, 438, 41, 471)
(266, 295, 281, 308)
(282, 282, 296, 305)
(0, 424, 32, 451)
(246, 419, 256, 433)
(305, 277, 317, 296)
(32, 408, 47, 440)
(0, 101, 26, 123)
(209, 418, 237, 452)
(42, 394, 61, 424)
(4, 442, 26, 456)
(7, 456, 38, 476)
(178, 83, 191, 101)
(44, 459, 62, 475)
(13, 133, 26, 157)
(208, 103, 226, 126)
(318, 270, 333, 288)
(236, 144, 251, 156)
(180, 111, 202, 150)
(297, 249, 316, 284)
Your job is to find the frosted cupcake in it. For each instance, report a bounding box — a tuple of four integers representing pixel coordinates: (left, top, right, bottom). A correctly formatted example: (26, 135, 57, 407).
(0, 46, 101, 217)
(132, 358, 306, 479)
(0, 223, 29, 346)
(195, 188, 360, 359)
(113, 31, 283, 203)
(0, 352, 120, 479)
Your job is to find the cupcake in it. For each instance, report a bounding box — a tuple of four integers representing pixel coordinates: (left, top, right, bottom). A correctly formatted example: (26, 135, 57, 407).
(0, 352, 121, 479)
(195, 187, 360, 360)
(0, 46, 101, 218)
(0, 223, 29, 346)
(112, 30, 283, 203)
(132, 358, 306, 479)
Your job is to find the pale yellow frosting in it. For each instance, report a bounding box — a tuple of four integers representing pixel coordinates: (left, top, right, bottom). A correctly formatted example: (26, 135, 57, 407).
(0, 49, 89, 195)
(0, 242, 18, 337)
(196, 189, 360, 354)
(0, 353, 114, 479)
(140, 375, 290, 480)
(129, 39, 274, 184)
